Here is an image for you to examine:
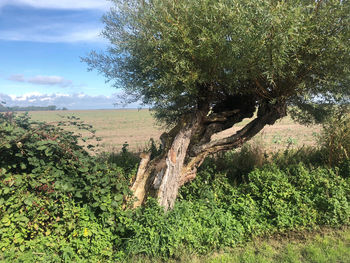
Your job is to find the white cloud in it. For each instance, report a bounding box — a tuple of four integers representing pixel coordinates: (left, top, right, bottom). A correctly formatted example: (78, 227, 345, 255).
(40, 97, 52, 102)
(0, 26, 104, 43)
(8, 92, 43, 101)
(0, 0, 112, 10)
(8, 74, 73, 87)
(28, 76, 72, 86)
(0, 92, 141, 110)
(0, 0, 109, 43)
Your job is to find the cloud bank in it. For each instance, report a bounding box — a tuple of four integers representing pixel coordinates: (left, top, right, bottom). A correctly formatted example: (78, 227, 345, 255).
(0, 92, 133, 110)
(8, 74, 73, 87)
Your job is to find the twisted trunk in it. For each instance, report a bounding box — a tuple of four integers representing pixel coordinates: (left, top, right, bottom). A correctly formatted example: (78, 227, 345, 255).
(131, 98, 287, 210)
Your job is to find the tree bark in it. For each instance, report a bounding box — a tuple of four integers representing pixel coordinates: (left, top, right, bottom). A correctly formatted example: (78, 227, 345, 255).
(130, 114, 202, 210)
(130, 99, 287, 211)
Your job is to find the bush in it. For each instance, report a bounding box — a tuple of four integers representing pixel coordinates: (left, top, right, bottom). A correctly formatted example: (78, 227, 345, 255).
(319, 108, 350, 166)
(121, 163, 350, 259)
(0, 113, 132, 261)
(97, 142, 140, 174)
(271, 146, 324, 169)
(204, 142, 268, 185)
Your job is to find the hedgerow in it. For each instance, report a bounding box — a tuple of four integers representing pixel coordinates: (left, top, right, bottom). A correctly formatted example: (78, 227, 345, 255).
(0, 112, 349, 262)
(0, 113, 133, 261)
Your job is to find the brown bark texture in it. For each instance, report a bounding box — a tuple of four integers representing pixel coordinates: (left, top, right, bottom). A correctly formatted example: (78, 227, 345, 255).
(131, 97, 287, 210)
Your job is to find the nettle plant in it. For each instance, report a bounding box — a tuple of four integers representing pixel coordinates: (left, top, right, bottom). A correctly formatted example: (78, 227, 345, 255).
(85, 0, 350, 210)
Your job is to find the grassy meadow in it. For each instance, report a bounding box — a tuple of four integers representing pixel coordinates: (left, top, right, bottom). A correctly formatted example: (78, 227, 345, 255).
(29, 109, 320, 153)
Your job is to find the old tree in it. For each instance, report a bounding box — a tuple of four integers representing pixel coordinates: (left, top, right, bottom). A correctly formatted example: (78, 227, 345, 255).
(85, 0, 350, 210)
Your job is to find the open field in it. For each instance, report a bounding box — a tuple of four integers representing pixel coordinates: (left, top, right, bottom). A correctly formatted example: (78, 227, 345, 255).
(29, 109, 163, 152)
(29, 109, 320, 152)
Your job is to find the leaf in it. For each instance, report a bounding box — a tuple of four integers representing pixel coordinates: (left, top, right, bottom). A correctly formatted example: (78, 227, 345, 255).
(3, 187, 10, 195)
(14, 233, 24, 244)
(20, 163, 27, 170)
(78, 167, 89, 173)
(24, 198, 33, 206)
(17, 216, 29, 223)
(114, 194, 124, 202)
(75, 191, 82, 198)
(37, 145, 47, 151)
(45, 148, 52, 156)
(1, 216, 11, 226)
(4, 143, 11, 149)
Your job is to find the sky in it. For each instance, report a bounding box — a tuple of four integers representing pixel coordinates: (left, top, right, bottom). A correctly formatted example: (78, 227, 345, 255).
(0, 0, 133, 109)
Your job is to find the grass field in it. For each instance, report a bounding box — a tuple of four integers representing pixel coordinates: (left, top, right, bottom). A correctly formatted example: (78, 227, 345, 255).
(29, 109, 320, 153)
(29, 109, 163, 152)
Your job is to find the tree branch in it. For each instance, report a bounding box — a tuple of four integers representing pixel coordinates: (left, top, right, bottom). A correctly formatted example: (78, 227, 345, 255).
(192, 101, 286, 155)
(203, 109, 240, 123)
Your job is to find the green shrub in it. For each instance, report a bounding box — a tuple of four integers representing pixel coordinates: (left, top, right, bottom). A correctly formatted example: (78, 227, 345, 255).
(204, 142, 268, 185)
(123, 163, 350, 258)
(123, 198, 247, 258)
(98, 142, 140, 175)
(340, 160, 350, 179)
(0, 113, 132, 261)
(271, 146, 324, 169)
(319, 109, 350, 166)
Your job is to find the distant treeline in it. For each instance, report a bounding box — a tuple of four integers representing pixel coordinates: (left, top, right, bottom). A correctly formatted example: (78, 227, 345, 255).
(0, 105, 68, 112)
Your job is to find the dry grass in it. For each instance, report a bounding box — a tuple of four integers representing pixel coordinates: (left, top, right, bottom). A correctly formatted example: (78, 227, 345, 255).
(29, 109, 320, 153)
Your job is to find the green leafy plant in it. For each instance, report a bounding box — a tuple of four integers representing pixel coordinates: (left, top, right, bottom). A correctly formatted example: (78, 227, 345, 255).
(319, 108, 350, 166)
(0, 112, 132, 260)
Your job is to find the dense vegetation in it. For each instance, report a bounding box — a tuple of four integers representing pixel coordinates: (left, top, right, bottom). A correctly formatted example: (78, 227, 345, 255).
(0, 112, 349, 262)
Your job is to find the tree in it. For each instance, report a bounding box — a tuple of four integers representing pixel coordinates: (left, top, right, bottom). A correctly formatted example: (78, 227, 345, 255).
(84, 0, 350, 210)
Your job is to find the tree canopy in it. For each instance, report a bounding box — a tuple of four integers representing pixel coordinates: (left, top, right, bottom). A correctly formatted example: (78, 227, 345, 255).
(86, 0, 350, 124)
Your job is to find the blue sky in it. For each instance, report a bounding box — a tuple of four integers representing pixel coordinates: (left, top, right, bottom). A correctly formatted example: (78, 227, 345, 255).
(0, 0, 131, 109)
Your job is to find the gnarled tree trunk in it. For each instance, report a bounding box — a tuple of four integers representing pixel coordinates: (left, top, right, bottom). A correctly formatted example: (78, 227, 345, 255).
(131, 98, 287, 210)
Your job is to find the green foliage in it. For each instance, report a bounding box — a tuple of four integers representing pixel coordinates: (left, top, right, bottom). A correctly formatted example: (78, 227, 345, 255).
(147, 138, 163, 160)
(198, 142, 268, 187)
(0, 113, 132, 261)
(1, 112, 350, 261)
(120, 162, 350, 258)
(318, 109, 350, 166)
(271, 146, 324, 169)
(98, 142, 140, 174)
(85, 0, 350, 125)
